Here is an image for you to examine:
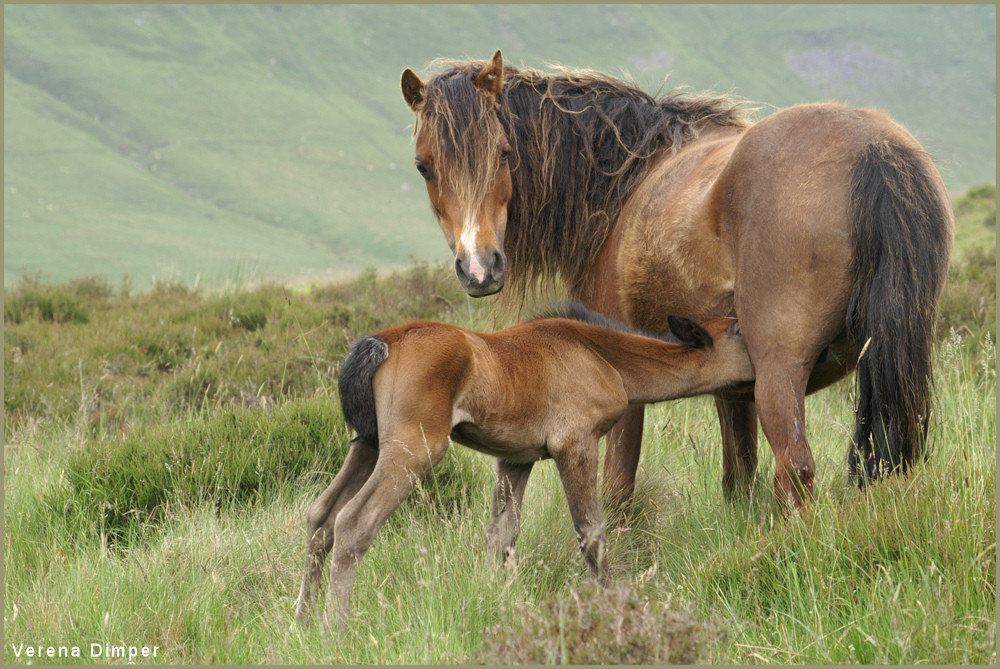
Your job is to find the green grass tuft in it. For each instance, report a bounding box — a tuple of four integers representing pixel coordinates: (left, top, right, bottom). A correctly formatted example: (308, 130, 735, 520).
(61, 397, 348, 545)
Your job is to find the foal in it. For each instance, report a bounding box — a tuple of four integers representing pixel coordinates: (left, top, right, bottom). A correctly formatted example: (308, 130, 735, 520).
(295, 304, 754, 629)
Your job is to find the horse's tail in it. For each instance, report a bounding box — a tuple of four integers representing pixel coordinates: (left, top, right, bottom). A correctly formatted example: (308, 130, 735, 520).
(846, 138, 952, 484)
(338, 336, 390, 445)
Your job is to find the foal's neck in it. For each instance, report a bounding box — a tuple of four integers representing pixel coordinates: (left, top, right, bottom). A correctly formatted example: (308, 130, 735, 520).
(574, 325, 714, 404)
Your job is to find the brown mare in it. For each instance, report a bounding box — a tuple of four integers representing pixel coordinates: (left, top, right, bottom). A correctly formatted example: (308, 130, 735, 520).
(294, 304, 754, 628)
(400, 50, 954, 511)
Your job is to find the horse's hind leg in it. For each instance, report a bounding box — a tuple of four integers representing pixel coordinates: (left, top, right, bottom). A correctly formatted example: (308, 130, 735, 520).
(325, 428, 448, 630)
(737, 285, 848, 512)
(486, 459, 533, 563)
(295, 436, 378, 623)
(753, 361, 817, 511)
(716, 398, 759, 499)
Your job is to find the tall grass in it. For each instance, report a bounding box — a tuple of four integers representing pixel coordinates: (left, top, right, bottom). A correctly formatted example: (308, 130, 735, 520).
(4, 190, 995, 664)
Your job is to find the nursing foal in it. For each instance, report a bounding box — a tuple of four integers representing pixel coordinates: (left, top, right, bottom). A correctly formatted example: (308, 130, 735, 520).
(295, 304, 754, 629)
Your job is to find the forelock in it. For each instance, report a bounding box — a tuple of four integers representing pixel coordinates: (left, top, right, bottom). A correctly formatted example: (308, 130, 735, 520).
(418, 65, 507, 208)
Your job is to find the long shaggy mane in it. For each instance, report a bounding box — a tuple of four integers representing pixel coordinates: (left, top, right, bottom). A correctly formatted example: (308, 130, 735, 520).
(414, 58, 752, 303)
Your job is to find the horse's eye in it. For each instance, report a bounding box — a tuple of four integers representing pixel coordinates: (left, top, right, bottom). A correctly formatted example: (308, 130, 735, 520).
(415, 161, 433, 180)
(499, 145, 512, 165)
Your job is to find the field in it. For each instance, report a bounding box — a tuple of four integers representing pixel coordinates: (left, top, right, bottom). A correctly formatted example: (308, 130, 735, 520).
(4, 186, 995, 664)
(5, 4, 996, 290)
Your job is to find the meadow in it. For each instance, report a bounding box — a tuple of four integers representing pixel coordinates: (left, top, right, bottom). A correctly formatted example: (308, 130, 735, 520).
(5, 4, 995, 289)
(3, 186, 995, 663)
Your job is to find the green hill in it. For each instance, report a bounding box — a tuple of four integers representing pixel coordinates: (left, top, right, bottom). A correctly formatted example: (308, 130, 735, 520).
(4, 4, 995, 289)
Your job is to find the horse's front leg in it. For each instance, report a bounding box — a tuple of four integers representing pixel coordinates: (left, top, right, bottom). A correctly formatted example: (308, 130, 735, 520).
(485, 459, 533, 563)
(600, 404, 645, 508)
(715, 398, 759, 499)
(295, 437, 378, 624)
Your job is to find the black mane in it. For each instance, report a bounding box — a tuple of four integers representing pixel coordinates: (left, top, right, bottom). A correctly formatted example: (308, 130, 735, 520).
(536, 300, 683, 345)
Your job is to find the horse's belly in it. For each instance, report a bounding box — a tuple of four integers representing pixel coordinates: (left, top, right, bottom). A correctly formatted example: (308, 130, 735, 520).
(450, 422, 550, 462)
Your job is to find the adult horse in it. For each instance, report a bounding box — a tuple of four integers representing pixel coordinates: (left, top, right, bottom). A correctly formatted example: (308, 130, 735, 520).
(399, 50, 953, 511)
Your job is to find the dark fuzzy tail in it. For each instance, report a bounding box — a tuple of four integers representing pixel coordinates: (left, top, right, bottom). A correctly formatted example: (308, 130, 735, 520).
(338, 336, 389, 444)
(846, 140, 952, 484)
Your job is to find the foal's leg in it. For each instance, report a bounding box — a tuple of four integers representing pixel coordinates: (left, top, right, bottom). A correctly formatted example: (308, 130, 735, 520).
(485, 459, 533, 563)
(716, 398, 759, 499)
(325, 430, 448, 630)
(295, 437, 378, 623)
(553, 437, 608, 584)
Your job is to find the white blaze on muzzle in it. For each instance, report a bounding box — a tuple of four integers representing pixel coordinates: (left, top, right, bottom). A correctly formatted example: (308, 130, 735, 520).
(460, 213, 487, 282)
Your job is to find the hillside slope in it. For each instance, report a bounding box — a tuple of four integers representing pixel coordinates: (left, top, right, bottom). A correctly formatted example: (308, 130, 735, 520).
(4, 4, 995, 289)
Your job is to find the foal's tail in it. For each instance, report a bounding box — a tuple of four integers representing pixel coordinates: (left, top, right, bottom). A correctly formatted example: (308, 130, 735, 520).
(338, 336, 390, 445)
(846, 139, 952, 484)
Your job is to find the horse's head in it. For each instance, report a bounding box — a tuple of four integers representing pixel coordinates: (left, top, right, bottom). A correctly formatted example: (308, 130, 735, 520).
(402, 50, 511, 297)
(668, 315, 755, 400)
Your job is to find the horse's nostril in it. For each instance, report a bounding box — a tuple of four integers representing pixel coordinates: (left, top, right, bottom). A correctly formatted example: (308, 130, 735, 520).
(491, 251, 506, 280)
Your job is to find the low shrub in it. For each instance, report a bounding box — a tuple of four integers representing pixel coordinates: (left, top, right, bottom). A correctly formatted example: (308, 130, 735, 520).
(62, 396, 349, 543)
(938, 242, 996, 339)
(952, 183, 996, 230)
(474, 582, 723, 664)
(308, 261, 471, 335)
(4, 262, 473, 432)
(4, 274, 112, 324)
(61, 394, 493, 546)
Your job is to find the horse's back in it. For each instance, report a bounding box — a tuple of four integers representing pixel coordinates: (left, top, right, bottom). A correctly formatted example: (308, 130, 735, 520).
(717, 103, 942, 233)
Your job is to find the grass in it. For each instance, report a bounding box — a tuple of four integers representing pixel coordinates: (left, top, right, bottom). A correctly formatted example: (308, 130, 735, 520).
(4, 188, 995, 664)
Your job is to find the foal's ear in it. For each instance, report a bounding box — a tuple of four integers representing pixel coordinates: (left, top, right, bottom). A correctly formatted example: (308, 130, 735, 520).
(401, 67, 426, 112)
(474, 49, 504, 97)
(668, 315, 713, 349)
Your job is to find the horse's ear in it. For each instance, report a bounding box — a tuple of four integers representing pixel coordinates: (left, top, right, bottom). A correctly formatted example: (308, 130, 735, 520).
(401, 68, 426, 112)
(668, 315, 713, 349)
(474, 49, 504, 97)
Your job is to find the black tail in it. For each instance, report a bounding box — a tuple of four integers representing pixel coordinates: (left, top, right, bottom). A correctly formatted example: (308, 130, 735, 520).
(338, 336, 390, 444)
(846, 139, 952, 484)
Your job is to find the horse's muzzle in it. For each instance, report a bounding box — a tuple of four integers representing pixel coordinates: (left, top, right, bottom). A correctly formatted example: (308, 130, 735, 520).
(455, 250, 505, 297)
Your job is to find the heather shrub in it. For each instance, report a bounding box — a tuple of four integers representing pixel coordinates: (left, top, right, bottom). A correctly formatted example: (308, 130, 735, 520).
(474, 582, 723, 664)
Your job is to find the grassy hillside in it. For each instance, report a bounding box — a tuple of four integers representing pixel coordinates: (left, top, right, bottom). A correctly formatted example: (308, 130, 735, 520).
(4, 4, 995, 289)
(3, 188, 994, 664)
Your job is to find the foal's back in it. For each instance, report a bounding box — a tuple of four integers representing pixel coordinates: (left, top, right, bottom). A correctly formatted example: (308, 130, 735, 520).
(367, 319, 630, 456)
(470, 320, 631, 434)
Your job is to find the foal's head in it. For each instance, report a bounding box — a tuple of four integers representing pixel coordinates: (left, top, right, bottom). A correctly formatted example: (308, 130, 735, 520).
(402, 50, 512, 297)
